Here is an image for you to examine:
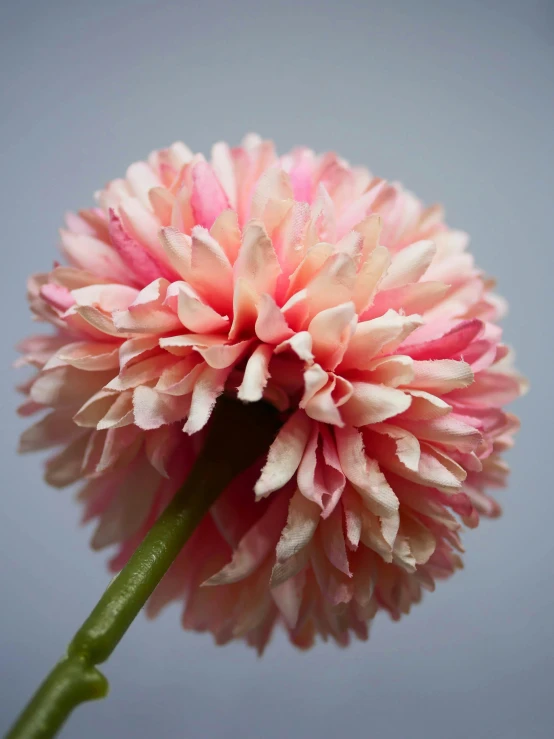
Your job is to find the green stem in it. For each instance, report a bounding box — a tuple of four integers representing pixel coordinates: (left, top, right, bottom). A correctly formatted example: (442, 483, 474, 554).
(7, 398, 281, 739)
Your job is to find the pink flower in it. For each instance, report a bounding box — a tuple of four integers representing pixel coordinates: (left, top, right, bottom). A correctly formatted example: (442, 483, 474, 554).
(17, 134, 526, 651)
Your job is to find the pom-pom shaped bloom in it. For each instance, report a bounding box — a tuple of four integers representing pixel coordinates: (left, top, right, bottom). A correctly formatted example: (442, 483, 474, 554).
(18, 135, 526, 651)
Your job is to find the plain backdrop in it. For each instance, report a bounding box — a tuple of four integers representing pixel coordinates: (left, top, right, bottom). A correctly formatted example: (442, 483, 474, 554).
(1, 1, 553, 737)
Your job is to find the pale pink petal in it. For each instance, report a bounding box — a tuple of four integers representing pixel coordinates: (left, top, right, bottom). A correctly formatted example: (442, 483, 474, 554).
(148, 186, 174, 225)
(320, 425, 346, 517)
(255, 410, 312, 498)
(16, 334, 70, 367)
(365, 281, 449, 318)
(341, 310, 423, 370)
(71, 283, 139, 312)
(335, 426, 399, 520)
(119, 197, 172, 267)
(113, 279, 183, 334)
(285, 242, 334, 300)
(354, 212, 383, 259)
(40, 283, 75, 312)
(44, 434, 92, 488)
(270, 546, 311, 588)
(365, 355, 415, 387)
(126, 161, 161, 206)
(280, 288, 309, 332)
(183, 366, 233, 434)
(296, 424, 326, 506)
(275, 489, 321, 562)
(59, 229, 130, 284)
(398, 415, 482, 453)
(211, 142, 237, 208)
(234, 220, 282, 296)
(74, 390, 120, 428)
(171, 184, 195, 234)
(237, 344, 273, 402)
(250, 168, 293, 221)
(195, 338, 253, 369)
(17, 400, 45, 417)
(92, 459, 160, 549)
(209, 209, 241, 263)
(105, 354, 176, 391)
(155, 356, 204, 396)
(406, 359, 474, 393)
(303, 377, 344, 427)
(299, 364, 329, 408)
(133, 386, 191, 429)
(351, 244, 391, 314)
(341, 382, 411, 426)
(109, 210, 171, 285)
(119, 336, 161, 369)
(369, 423, 421, 472)
(74, 305, 135, 339)
(19, 411, 85, 453)
(271, 201, 311, 278)
(204, 494, 288, 585)
(31, 366, 114, 409)
(402, 513, 437, 565)
(255, 294, 294, 344)
(159, 332, 226, 355)
(310, 536, 353, 606)
(308, 302, 356, 370)
(320, 505, 351, 576)
(461, 339, 498, 373)
(56, 342, 120, 371)
(401, 319, 484, 360)
(145, 426, 183, 478)
(189, 226, 234, 312)
(190, 161, 230, 229)
(228, 278, 259, 342)
(379, 240, 436, 290)
(271, 572, 306, 629)
(286, 148, 315, 203)
(170, 282, 229, 333)
(64, 210, 98, 236)
(359, 508, 395, 563)
(275, 331, 314, 363)
(447, 370, 522, 407)
(158, 227, 191, 279)
(368, 430, 465, 493)
(335, 183, 387, 236)
(400, 389, 452, 420)
(305, 253, 356, 321)
(342, 486, 363, 550)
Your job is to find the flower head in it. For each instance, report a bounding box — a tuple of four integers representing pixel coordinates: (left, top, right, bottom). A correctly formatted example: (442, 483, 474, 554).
(18, 134, 526, 651)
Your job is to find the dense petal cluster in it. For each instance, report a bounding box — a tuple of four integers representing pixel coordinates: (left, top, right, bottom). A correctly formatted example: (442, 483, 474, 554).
(18, 135, 525, 651)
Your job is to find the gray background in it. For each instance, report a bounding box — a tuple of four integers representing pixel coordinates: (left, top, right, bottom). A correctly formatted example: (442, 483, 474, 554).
(1, 1, 552, 737)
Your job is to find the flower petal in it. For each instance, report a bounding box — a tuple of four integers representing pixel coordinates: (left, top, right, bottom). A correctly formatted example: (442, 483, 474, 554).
(190, 161, 230, 229)
(341, 310, 423, 370)
(204, 494, 288, 585)
(234, 220, 282, 296)
(133, 386, 191, 429)
(308, 302, 356, 369)
(275, 489, 321, 562)
(341, 382, 411, 426)
(335, 426, 399, 520)
(183, 365, 233, 434)
(255, 410, 312, 498)
(380, 240, 436, 290)
(237, 344, 273, 402)
(406, 359, 474, 393)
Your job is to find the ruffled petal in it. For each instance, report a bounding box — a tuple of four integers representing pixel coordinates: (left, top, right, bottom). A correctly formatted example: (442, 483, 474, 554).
(255, 411, 312, 498)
